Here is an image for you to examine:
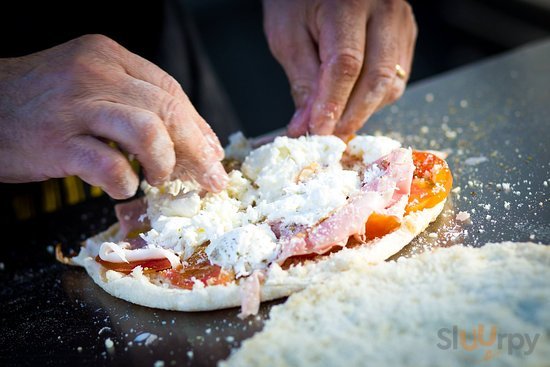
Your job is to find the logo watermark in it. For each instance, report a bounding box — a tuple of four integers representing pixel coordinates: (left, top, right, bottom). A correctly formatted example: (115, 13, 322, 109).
(437, 324, 540, 362)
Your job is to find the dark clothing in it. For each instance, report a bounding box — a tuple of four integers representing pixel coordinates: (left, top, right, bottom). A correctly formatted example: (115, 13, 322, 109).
(0, 2, 164, 60)
(0, 0, 242, 224)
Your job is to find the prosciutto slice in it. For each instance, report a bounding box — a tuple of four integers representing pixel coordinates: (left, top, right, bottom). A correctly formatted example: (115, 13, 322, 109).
(99, 242, 181, 268)
(238, 270, 264, 319)
(276, 148, 414, 263)
(114, 197, 149, 238)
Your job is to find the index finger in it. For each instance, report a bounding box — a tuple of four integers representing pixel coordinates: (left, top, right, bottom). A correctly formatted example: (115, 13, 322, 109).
(164, 101, 229, 193)
(106, 39, 228, 191)
(109, 39, 225, 157)
(308, 2, 368, 135)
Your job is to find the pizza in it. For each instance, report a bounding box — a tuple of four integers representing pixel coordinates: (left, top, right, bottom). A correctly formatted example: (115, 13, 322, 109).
(62, 133, 453, 317)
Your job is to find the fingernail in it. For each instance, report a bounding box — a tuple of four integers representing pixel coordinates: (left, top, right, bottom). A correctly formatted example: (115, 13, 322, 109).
(310, 102, 339, 135)
(288, 108, 308, 137)
(123, 173, 139, 197)
(148, 174, 170, 187)
(113, 177, 138, 200)
(205, 133, 224, 159)
(203, 163, 229, 192)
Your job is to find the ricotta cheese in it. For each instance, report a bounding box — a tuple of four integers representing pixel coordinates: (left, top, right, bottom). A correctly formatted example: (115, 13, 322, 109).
(136, 133, 406, 275)
(257, 166, 360, 226)
(205, 223, 279, 277)
(347, 135, 401, 164)
(241, 135, 347, 202)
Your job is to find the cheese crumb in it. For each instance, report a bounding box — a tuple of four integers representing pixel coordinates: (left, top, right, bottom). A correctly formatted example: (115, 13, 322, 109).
(206, 224, 279, 277)
(456, 211, 471, 222)
(105, 338, 114, 353)
(425, 93, 434, 102)
(464, 156, 488, 166)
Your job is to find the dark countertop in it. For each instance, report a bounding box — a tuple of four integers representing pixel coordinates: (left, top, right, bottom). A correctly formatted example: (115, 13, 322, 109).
(1, 38, 549, 367)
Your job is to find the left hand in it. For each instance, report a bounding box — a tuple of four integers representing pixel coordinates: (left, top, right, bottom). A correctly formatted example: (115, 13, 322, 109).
(262, 0, 417, 139)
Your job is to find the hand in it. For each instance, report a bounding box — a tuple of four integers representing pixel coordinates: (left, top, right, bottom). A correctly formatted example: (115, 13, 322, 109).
(0, 34, 228, 199)
(262, 0, 417, 139)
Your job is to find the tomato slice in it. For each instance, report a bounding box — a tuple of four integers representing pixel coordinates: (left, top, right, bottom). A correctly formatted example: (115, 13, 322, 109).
(405, 151, 453, 214)
(162, 248, 234, 290)
(362, 151, 452, 240)
(281, 246, 343, 270)
(96, 256, 172, 274)
(364, 213, 401, 241)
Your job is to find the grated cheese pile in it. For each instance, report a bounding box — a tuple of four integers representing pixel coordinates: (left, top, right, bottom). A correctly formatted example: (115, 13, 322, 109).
(220, 242, 550, 367)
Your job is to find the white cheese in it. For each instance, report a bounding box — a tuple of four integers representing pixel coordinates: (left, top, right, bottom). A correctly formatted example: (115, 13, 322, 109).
(140, 217, 188, 251)
(142, 175, 254, 255)
(347, 135, 401, 165)
(137, 133, 404, 271)
(98, 242, 181, 268)
(241, 135, 347, 202)
(224, 131, 252, 161)
(205, 223, 279, 277)
(258, 166, 360, 226)
(225, 170, 257, 207)
(159, 191, 201, 217)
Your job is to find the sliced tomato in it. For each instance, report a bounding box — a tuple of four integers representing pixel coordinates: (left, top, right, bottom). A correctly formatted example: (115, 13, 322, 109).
(96, 256, 172, 274)
(162, 248, 234, 290)
(281, 247, 342, 270)
(361, 151, 452, 239)
(405, 151, 453, 214)
(364, 213, 401, 241)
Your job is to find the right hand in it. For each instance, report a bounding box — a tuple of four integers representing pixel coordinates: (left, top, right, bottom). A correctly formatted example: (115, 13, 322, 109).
(262, 0, 417, 140)
(0, 34, 228, 199)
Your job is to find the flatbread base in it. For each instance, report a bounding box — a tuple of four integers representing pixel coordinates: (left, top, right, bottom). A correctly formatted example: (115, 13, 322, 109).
(73, 201, 446, 312)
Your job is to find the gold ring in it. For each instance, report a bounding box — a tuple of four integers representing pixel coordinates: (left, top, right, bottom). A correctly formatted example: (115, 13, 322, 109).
(395, 64, 407, 80)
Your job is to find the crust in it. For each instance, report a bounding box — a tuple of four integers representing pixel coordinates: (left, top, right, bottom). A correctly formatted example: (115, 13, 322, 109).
(73, 201, 446, 312)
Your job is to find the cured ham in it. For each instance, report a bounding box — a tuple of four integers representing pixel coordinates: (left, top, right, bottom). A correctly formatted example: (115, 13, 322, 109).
(114, 197, 149, 238)
(98, 242, 181, 268)
(101, 198, 180, 269)
(238, 270, 264, 319)
(276, 148, 415, 263)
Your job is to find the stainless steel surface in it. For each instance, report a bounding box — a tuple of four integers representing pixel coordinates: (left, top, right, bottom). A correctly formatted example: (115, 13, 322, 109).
(1, 39, 549, 367)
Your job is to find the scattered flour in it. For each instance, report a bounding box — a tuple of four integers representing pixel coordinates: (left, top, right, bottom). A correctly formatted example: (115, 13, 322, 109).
(221, 242, 550, 367)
